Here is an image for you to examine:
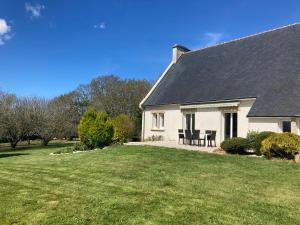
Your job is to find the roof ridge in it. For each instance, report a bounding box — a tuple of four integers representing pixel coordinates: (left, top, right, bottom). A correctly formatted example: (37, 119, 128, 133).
(184, 21, 300, 55)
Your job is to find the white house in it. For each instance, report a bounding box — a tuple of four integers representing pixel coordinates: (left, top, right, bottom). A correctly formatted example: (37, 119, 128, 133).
(140, 22, 300, 146)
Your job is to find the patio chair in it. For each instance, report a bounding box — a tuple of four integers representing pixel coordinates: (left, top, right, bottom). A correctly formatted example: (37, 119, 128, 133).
(207, 130, 217, 147)
(185, 130, 193, 145)
(192, 130, 200, 146)
(205, 130, 212, 147)
(205, 130, 212, 135)
(178, 129, 184, 144)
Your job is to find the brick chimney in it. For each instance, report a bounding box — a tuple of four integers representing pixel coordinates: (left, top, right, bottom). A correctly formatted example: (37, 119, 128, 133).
(172, 44, 190, 63)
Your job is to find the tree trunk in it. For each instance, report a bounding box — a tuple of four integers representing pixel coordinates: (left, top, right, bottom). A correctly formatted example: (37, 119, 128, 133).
(42, 139, 50, 146)
(27, 139, 31, 145)
(10, 141, 18, 149)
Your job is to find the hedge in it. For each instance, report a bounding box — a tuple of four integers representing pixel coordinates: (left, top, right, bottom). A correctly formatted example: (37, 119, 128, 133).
(220, 137, 249, 154)
(247, 131, 274, 155)
(261, 133, 300, 159)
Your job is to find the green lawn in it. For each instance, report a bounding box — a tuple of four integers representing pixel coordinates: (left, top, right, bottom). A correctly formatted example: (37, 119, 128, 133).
(0, 142, 299, 225)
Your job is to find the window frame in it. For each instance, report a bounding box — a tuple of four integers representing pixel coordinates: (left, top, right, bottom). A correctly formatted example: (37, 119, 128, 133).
(151, 112, 165, 130)
(185, 113, 195, 131)
(159, 113, 165, 129)
(152, 113, 158, 129)
(224, 112, 238, 139)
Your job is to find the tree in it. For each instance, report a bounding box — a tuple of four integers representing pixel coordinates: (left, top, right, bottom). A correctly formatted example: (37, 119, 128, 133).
(0, 94, 36, 148)
(32, 98, 57, 146)
(0, 92, 19, 148)
(88, 75, 151, 138)
(49, 87, 90, 140)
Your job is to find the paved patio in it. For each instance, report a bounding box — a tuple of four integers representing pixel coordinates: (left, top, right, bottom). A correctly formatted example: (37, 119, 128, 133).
(125, 141, 217, 153)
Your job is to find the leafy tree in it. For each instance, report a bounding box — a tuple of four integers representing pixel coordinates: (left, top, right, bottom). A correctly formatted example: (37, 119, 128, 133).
(88, 75, 151, 138)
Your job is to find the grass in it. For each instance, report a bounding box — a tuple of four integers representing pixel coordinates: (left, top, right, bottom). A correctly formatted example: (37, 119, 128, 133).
(0, 142, 299, 225)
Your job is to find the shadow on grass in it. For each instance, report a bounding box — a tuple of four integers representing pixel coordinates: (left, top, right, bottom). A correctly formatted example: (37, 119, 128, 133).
(0, 153, 29, 158)
(0, 141, 75, 153)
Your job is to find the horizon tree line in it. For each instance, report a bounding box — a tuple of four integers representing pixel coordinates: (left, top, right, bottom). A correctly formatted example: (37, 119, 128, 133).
(0, 75, 152, 148)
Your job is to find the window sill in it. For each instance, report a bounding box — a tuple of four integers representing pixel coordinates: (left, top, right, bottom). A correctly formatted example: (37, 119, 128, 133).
(151, 128, 165, 132)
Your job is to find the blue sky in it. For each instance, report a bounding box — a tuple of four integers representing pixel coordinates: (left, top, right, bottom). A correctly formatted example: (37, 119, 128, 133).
(1, 0, 300, 98)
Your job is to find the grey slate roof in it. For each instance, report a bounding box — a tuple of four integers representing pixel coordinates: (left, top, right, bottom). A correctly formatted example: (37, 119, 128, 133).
(142, 23, 300, 117)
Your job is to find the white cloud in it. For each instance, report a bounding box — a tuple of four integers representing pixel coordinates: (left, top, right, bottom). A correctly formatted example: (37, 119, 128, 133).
(203, 32, 225, 47)
(94, 22, 106, 30)
(0, 19, 12, 45)
(25, 3, 45, 18)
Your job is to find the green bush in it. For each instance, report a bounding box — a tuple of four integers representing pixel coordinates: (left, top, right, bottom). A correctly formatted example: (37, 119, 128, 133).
(111, 114, 135, 143)
(247, 131, 274, 155)
(73, 142, 89, 152)
(261, 133, 300, 159)
(221, 137, 249, 154)
(78, 109, 97, 147)
(78, 109, 114, 149)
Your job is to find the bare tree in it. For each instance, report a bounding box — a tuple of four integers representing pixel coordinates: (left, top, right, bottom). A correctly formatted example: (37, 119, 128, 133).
(32, 98, 56, 146)
(0, 94, 34, 148)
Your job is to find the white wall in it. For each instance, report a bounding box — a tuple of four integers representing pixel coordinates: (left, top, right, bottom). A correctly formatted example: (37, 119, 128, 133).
(248, 118, 281, 133)
(238, 100, 255, 137)
(143, 105, 181, 141)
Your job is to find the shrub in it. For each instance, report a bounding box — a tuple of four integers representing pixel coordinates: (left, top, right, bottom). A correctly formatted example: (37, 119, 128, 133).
(78, 109, 114, 149)
(73, 142, 89, 152)
(53, 147, 74, 155)
(261, 133, 300, 159)
(78, 108, 97, 147)
(111, 114, 135, 143)
(221, 137, 249, 154)
(247, 131, 274, 155)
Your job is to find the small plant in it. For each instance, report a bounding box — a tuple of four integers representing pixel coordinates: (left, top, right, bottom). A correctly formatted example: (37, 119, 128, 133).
(261, 133, 300, 159)
(221, 137, 249, 154)
(247, 131, 274, 155)
(144, 135, 163, 142)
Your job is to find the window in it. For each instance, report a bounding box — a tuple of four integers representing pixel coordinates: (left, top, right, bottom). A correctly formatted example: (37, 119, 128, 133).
(224, 113, 231, 139)
(282, 121, 291, 133)
(152, 113, 158, 128)
(192, 114, 195, 130)
(152, 112, 165, 129)
(224, 112, 238, 139)
(159, 113, 165, 128)
(185, 113, 195, 130)
(186, 114, 191, 130)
